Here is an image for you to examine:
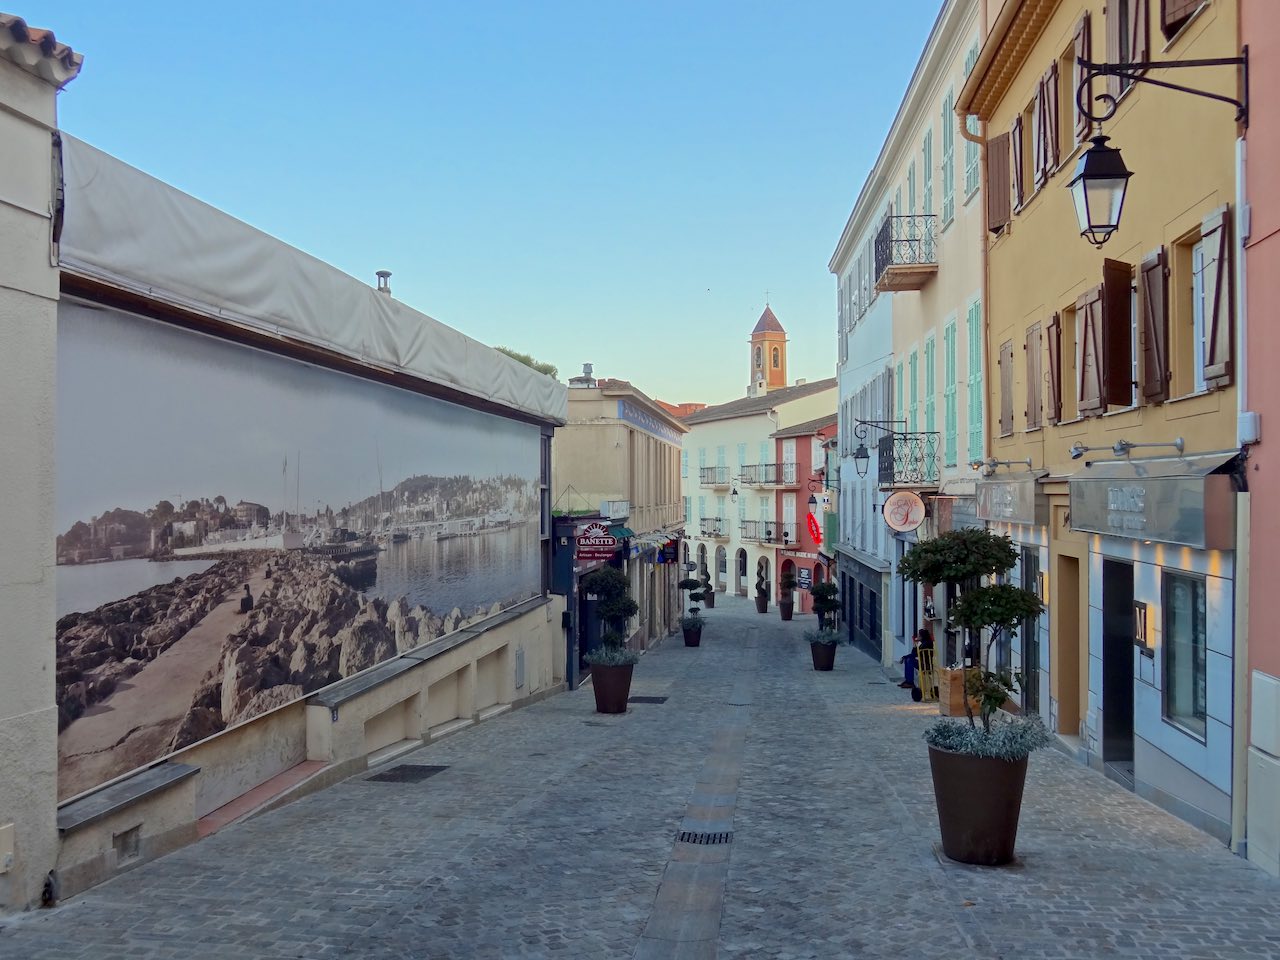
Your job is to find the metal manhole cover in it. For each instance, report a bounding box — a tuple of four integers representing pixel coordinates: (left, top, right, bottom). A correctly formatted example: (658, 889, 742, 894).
(628, 696, 668, 704)
(677, 830, 733, 845)
(365, 764, 449, 783)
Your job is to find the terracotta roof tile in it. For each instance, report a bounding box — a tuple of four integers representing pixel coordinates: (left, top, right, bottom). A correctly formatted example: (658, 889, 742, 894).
(771, 414, 838, 439)
(0, 13, 83, 87)
(751, 305, 786, 335)
(682, 377, 837, 425)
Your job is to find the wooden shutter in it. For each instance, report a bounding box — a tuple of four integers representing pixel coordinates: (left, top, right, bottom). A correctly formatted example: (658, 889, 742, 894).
(986, 132, 1012, 233)
(1047, 313, 1063, 424)
(1140, 247, 1169, 403)
(1032, 80, 1047, 189)
(1201, 205, 1234, 388)
(1025, 325, 1043, 429)
(1077, 286, 1105, 416)
(1074, 14, 1093, 144)
(1011, 116, 1025, 208)
(1102, 258, 1134, 407)
(999, 340, 1014, 436)
(1106, 0, 1123, 101)
(1129, 0, 1149, 66)
(1044, 61, 1061, 170)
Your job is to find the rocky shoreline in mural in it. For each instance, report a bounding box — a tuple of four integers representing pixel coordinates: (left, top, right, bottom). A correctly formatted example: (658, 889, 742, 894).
(56, 550, 517, 798)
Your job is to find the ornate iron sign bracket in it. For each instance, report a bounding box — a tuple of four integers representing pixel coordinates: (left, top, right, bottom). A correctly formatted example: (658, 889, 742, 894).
(1076, 48, 1249, 127)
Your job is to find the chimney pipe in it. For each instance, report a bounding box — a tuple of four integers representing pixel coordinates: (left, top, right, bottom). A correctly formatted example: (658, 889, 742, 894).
(375, 270, 392, 295)
(583, 363, 593, 378)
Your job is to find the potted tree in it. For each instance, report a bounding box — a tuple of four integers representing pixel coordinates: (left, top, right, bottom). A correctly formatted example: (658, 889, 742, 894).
(811, 580, 840, 630)
(700, 564, 715, 609)
(678, 577, 705, 646)
(778, 570, 797, 621)
(897, 528, 1049, 866)
(804, 626, 843, 671)
(581, 566, 640, 714)
(754, 564, 769, 614)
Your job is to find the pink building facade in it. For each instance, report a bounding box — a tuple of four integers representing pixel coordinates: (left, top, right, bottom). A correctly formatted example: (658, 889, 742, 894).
(771, 418, 838, 615)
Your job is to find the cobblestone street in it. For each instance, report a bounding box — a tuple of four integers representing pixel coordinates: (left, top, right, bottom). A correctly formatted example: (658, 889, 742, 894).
(3, 593, 1279, 960)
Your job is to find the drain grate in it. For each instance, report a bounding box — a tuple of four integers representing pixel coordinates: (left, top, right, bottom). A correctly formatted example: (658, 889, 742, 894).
(365, 764, 449, 783)
(677, 830, 734, 845)
(628, 696, 668, 704)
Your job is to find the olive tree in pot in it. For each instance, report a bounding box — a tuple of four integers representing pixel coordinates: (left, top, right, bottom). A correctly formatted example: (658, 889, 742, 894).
(581, 566, 640, 714)
(804, 626, 845, 671)
(754, 564, 769, 614)
(811, 580, 840, 630)
(778, 571, 797, 621)
(897, 528, 1049, 866)
(677, 577, 705, 646)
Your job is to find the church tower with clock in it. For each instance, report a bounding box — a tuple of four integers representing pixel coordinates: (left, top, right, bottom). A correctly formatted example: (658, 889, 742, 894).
(748, 305, 788, 397)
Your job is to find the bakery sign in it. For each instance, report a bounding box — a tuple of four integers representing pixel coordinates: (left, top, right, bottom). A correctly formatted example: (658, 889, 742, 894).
(576, 522, 619, 561)
(883, 491, 926, 533)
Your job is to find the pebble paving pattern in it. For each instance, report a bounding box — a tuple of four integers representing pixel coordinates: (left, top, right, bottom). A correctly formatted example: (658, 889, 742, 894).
(3, 592, 1280, 959)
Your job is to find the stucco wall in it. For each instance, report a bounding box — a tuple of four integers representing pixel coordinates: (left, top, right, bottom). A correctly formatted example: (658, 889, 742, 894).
(0, 58, 61, 912)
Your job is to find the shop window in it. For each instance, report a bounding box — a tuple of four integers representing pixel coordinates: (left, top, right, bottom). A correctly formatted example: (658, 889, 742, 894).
(1163, 571, 1207, 739)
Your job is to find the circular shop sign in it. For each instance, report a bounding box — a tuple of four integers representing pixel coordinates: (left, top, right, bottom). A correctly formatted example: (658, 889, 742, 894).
(883, 491, 927, 533)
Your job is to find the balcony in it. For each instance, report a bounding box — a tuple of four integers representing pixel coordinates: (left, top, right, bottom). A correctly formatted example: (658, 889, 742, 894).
(874, 214, 938, 292)
(738, 462, 798, 487)
(877, 433, 941, 488)
(739, 520, 797, 545)
(699, 517, 730, 539)
(699, 466, 730, 488)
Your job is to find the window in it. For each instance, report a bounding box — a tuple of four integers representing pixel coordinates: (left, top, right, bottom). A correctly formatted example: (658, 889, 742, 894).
(1107, 0, 1148, 100)
(1162, 0, 1204, 40)
(998, 339, 1014, 436)
(944, 321, 958, 466)
(697, 495, 706, 520)
(1163, 571, 1207, 739)
(964, 44, 981, 197)
(986, 132, 1012, 234)
(754, 345, 762, 369)
(1076, 259, 1136, 416)
(896, 361, 905, 421)
(1011, 113, 1026, 209)
(924, 336, 937, 435)
(737, 442, 747, 467)
(681, 450, 688, 478)
(1072, 14, 1094, 147)
(908, 350, 919, 432)
(1170, 207, 1233, 396)
(772, 347, 780, 369)
(966, 299, 983, 459)
(684, 497, 690, 523)
(1032, 62, 1061, 188)
(908, 160, 917, 215)
(1060, 305, 1078, 419)
(922, 129, 934, 216)
(1025, 323, 1043, 429)
(1191, 239, 1209, 394)
(941, 90, 955, 224)
(895, 185, 903, 218)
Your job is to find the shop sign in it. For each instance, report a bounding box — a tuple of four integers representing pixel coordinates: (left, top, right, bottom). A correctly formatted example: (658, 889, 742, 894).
(883, 491, 926, 533)
(975, 476, 1047, 526)
(797, 567, 813, 590)
(576, 521, 619, 561)
(661, 542, 678, 563)
(1068, 474, 1235, 550)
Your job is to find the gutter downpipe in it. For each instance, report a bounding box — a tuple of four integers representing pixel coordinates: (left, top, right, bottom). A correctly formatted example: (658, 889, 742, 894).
(959, 0, 990, 471)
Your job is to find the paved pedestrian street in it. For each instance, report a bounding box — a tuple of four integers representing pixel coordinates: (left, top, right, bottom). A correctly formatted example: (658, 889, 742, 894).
(4, 594, 1279, 960)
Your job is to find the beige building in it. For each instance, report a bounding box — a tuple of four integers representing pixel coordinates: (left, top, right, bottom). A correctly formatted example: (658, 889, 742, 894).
(552, 366, 687, 648)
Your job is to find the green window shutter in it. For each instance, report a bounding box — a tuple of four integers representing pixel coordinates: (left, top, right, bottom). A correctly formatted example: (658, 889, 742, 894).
(924, 338, 936, 434)
(717, 495, 726, 519)
(716, 445, 726, 467)
(908, 162, 917, 215)
(697, 495, 706, 519)
(759, 441, 769, 465)
(967, 300, 984, 461)
(941, 91, 955, 223)
(909, 350, 919, 433)
(944, 322, 958, 466)
(964, 46, 981, 196)
(699, 447, 707, 468)
(681, 451, 688, 478)
(922, 131, 934, 216)
(737, 442, 747, 466)
(896, 362, 904, 420)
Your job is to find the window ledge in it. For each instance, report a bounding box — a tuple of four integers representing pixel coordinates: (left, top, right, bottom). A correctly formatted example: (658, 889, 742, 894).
(963, 186, 980, 206)
(1055, 417, 1086, 427)
(1162, 715, 1208, 746)
(1165, 389, 1214, 406)
(1024, 426, 1043, 434)
(1102, 404, 1140, 417)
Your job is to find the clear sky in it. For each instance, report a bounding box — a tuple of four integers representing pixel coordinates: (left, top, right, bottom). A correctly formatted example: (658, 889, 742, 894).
(30, 0, 944, 406)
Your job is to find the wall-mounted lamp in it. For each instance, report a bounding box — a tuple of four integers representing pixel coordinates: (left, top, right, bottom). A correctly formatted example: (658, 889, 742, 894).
(807, 493, 818, 512)
(1112, 437, 1185, 458)
(971, 456, 1032, 477)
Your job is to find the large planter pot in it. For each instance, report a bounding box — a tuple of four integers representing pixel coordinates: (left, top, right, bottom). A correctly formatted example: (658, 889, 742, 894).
(703, 591, 715, 609)
(778, 600, 794, 621)
(682, 626, 702, 647)
(754, 595, 768, 614)
(809, 642, 836, 671)
(927, 745, 1029, 865)
(590, 663, 634, 714)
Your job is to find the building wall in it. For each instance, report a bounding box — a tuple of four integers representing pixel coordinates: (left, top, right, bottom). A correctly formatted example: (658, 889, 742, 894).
(773, 426, 836, 614)
(1243, 0, 1280, 875)
(0, 57, 62, 911)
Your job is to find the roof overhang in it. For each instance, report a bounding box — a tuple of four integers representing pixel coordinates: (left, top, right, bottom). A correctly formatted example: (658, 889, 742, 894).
(0, 14, 82, 88)
(956, 0, 1059, 121)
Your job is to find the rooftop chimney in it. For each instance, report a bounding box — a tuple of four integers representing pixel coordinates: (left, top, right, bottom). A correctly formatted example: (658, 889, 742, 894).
(375, 270, 392, 295)
(568, 362, 597, 389)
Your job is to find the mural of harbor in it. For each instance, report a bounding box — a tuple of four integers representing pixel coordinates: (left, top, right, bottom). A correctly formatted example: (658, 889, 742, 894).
(55, 303, 542, 799)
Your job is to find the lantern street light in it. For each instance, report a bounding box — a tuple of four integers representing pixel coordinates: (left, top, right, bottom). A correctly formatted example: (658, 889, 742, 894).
(1066, 135, 1133, 248)
(852, 442, 871, 478)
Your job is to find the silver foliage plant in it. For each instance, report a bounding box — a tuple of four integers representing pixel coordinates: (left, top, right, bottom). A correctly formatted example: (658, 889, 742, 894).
(924, 715, 1052, 761)
(803, 628, 842, 646)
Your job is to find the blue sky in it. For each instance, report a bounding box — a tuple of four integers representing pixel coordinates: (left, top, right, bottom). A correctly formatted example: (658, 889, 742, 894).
(32, 0, 944, 405)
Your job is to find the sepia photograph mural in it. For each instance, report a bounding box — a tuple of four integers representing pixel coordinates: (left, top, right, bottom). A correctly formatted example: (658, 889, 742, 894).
(55, 302, 542, 798)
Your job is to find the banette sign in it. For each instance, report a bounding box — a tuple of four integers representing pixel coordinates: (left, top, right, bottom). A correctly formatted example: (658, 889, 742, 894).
(576, 521, 619, 561)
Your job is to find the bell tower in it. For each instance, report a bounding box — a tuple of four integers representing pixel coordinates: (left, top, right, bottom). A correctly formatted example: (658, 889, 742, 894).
(748, 305, 787, 397)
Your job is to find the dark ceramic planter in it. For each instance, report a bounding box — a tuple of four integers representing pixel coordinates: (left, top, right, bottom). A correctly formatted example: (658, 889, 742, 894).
(779, 600, 794, 621)
(927, 745, 1029, 866)
(809, 642, 836, 671)
(703, 591, 715, 609)
(683, 626, 702, 647)
(754, 595, 768, 614)
(590, 663, 634, 714)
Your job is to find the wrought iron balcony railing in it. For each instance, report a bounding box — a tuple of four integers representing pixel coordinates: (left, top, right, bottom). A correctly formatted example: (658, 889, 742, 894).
(739, 520, 797, 544)
(699, 466, 730, 487)
(699, 516, 729, 538)
(877, 432, 941, 487)
(738, 462, 798, 486)
(874, 214, 938, 292)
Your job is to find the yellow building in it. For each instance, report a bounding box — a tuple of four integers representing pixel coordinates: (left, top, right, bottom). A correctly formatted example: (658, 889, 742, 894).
(958, 0, 1245, 844)
(551, 367, 687, 650)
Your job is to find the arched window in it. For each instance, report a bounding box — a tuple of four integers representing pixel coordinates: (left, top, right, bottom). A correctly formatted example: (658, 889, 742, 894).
(754, 345, 762, 368)
(772, 347, 780, 369)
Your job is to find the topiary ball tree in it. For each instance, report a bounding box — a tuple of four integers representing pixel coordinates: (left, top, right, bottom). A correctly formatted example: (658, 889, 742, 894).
(678, 577, 705, 613)
(582, 565, 639, 637)
(811, 580, 840, 630)
(898, 528, 1044, 731)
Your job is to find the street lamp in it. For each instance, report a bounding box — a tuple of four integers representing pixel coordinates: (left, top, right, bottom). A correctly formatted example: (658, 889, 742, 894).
(852, 442, 871, 478)
(1066, 135, 1132, 248)
(807, 493, 818, 512)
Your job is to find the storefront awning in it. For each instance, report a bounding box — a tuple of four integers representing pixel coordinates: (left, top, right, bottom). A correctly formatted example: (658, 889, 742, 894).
(609, 526, 635, 538)
(1067, 452, 1239, 550)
